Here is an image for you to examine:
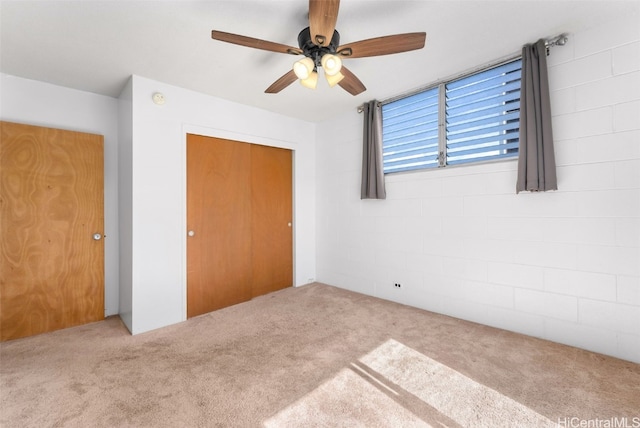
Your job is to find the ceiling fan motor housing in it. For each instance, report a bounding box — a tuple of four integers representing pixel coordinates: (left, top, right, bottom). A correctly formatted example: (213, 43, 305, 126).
(297, 27, 340, 68)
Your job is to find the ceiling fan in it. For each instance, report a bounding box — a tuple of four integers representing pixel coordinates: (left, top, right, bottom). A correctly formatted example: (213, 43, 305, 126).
(211, 0, 426, 96)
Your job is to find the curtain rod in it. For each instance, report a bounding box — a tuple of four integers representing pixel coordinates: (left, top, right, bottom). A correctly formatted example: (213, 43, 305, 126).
(356, 32, 569, 113)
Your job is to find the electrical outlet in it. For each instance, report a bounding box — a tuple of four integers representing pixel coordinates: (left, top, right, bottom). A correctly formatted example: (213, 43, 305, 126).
(394, 283, 402, 288)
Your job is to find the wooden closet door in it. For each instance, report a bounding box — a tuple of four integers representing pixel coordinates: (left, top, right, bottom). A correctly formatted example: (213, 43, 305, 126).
(187, 135, 253, 317)
(1, 121, 104, 341)
(186, 134, 292, 318)
(251, 144, 293, 297)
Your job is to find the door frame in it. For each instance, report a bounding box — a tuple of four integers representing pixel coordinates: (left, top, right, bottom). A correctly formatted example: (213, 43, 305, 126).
(180, 124, 297, 320)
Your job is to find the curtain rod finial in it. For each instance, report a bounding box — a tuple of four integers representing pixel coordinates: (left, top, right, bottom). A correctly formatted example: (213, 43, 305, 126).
(555, 34, 568, 46)
(546, 33, 569, 48)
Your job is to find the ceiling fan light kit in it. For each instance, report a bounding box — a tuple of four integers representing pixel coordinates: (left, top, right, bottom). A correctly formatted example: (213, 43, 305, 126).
(211, 0, 426, 96)
(325, 71, 345, 87)
(293, 57, 315, 80)
(300, 71, 319, 89)
(293, 26, 343, 89)
(321, 54, 342, 76)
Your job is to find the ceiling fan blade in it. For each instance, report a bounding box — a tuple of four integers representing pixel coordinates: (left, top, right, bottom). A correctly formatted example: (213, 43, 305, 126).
(309, 0, 340, 47)
(337, 32, 426, 59)
(338, 66, 366, 96)
(265, 70, 298, 94)
(212, 30, 302, 55)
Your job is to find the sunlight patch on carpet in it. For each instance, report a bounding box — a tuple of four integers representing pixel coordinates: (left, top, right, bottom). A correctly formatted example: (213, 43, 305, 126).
(264, 339, 558, 427)
(263, 366, 427, 427)
(359, 339, 558, 427)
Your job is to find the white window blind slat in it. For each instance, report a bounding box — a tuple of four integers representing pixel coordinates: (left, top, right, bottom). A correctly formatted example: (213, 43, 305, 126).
(447, 119, 521, 144)
(448, 111, 520, 136)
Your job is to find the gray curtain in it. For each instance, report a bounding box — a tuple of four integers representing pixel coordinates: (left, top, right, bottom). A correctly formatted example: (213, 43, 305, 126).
(516, 39, 558, 193)
(361, 100, 386, 199)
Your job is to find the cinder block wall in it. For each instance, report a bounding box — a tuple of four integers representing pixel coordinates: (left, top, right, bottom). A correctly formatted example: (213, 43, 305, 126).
(315, 15, 640, 363)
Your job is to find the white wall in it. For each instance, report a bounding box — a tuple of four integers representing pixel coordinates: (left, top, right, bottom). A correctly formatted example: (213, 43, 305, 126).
(120, 75, 316, 335)
(316, 15, 640, 363)
(117, 78, 133, 331)
(0, 74, 120, 317)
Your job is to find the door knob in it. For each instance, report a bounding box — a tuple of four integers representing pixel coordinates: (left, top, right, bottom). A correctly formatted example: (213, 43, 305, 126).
(188, 230, 195, 237)
(93, 233, 102, 241)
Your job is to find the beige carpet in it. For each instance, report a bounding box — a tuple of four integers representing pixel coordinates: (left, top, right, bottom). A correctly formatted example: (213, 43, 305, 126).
(1, 283, 638, 427)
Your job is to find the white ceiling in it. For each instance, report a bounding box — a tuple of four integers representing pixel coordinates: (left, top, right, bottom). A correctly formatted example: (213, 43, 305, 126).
(1, 1, 638, 123)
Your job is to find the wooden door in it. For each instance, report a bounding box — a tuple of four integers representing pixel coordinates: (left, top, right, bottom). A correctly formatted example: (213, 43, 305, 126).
(187, 135, 253, 317)
(251, 144, 293, 297)
(186, 134, 292, 318)
(1, 121, 104, 341)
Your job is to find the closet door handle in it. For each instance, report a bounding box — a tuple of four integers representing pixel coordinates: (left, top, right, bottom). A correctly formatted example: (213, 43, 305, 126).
(188, 230, 195, 237)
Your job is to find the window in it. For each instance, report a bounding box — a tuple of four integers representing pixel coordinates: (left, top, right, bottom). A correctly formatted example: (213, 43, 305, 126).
(382, 58, 522, 174)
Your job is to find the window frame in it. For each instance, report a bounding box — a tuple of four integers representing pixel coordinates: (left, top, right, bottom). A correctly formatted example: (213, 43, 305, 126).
(381, 55, 523, 175)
